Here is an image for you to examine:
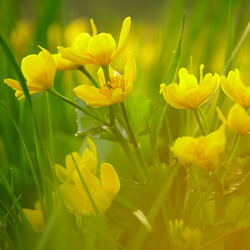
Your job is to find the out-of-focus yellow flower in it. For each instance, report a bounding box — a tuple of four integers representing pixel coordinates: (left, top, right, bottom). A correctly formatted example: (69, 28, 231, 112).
(22, 200, 45, 233)
(52, 53, 80, 71)
(160, 65, 220, 109)
(73, 52, 136, 108)
(4, 47, 56, 99)
(217, 103, 250, 135)
(55, 138, 97, 183)
(171, 125, 226, 172)
(221, 69, 250, 109)
(59, 163, 120, 215)
(58, 17, 131, 66)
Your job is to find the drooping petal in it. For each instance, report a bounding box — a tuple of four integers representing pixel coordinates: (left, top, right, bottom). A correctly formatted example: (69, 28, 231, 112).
(111, 17, 131, 61)
(124, 52, 136, 84)
(100, 163, 120, 195)
(93, 189, 115, 214)
(22, 209, 46, 233)
(4, 79, 23, 91)
(88, 33, 116, 65)
(74, 85, 111, 108)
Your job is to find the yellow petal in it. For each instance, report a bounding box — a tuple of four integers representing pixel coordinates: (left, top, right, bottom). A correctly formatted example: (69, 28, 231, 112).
(55, 163, 72, 183)
(88, 33, 116, 65)
(4, 78, 22, 91)
(87, 137, 97, 157)
(110, 83, 133, 104)
(73, 167, 101, 196)
(74, 85, 111, 108)
(179, 68, 198, 89)
(90, 18, 97, 36)
(66, 152, 83, 172)
(52, 53, 80, 71)
(216, 106, 228, 125)
(97, 66, 116, 87)
(22, 209, 45, 233)
(93, 189, 115, 214)
(100, 163, 120, 195)
(82, 148, 98, 174)
(228, 103, 250, 134)
(111, 17, 131, 61)
(124, 52, 137, 84)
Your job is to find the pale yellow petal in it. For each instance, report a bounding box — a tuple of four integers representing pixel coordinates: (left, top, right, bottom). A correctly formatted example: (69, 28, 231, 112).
(93, 189, 115, 214)
(100, 163, 120, 195)
(87, 137, 97, 157)
(124, 52, 136, 84)
(216, 107, 228, 125)
(82, 148, 97, 174)
(4, 79, 23, 91)
(110, 83, 133, 104)
(74, 85, 111, 108)
(55, 163, 72, 183)
(90, 18, 97, 36)
(22, 208, 45, 233)
(66, 152, 83, 172)
(111, 17, 131, 61)
(88, 33, 116, 65)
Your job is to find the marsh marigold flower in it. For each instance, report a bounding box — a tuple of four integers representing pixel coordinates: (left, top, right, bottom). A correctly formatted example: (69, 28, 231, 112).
(160, 65, 220, 109)
(58, 17, 131, 66)
(217, 103, 250, 135)
(55, 139, 120, 214)
(4, 46, 56, 99)
(221, 69, 250, 109)
(171, 125, 226, 172)
(74, 52, 136, 107)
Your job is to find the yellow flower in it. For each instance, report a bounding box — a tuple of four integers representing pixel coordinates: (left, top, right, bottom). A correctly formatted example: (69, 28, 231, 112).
(73, 52, 136, 107)
(58, 17, 131, 66)
(59, 163, 120, 215)
(160, 65, 220, 109)
(221, 69, 250, 109)
(22, 200, 45, 233)
(55, 138, 97, 183)
(171, 125, 226, 172)
(52, 53, 80, 71)
(4, 46, 56, 99)
(216, 103, 250, 135)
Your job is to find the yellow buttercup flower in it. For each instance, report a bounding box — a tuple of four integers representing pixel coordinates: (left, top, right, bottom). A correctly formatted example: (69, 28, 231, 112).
(52, 53, 80, 71)
(221, 69, 250, 109)
(160, 65, 220, 109)
(171, 125, 226, 172)
(4, 46, 56, 99)
(59, 163, 120, 215)
(73, 52, 136, 107)
(22, 200, 45, 233)
(55, 138, 97, 183)
(217, 103, 250, 135)
(58, 17, 131, 66)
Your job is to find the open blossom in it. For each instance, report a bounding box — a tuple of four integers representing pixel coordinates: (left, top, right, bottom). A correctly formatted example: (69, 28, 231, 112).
(55, 139, 120, 214)
(217, 103, 250, 135)
(221, 69, 250, 109)
(74, 52, 136, 107)
(171, 125, 226, 172)
(4, 46, 56, 99)
(160, 65, 220, 109)
(58, 17, 131, 66)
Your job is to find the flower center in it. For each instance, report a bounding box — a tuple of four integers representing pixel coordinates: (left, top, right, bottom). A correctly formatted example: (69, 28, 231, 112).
(99, 75, 125, 97)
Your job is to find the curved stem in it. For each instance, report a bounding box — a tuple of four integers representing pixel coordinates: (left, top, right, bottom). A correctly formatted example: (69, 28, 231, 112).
(193, 108, 207, 136)
(48, 87, 108, 125)
(79, 65, 99, 88)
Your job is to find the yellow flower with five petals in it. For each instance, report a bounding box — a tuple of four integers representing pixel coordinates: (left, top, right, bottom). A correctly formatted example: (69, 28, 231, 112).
(58, 17, 131, 66)
(4, 46, 56, 99)
(73, 52, 136, 107)
(160, 65, 220, 109)
(217, 103, 250, 135)
(221, 69, 250, 109)
(170, 125, 226, 172)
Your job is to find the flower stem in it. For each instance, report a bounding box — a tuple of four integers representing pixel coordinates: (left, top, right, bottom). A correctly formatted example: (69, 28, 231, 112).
(193, 108, 207, 136)
(109, 105, 115, 126)
(198, 107, 210, 134)
(120, 102, 148, 176)
(79, 65, 99, 88)
(227, 133, 241, 167)
(48, 87, 108, 125)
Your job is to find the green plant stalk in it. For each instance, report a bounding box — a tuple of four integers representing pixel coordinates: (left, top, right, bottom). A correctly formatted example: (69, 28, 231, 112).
(48, 87, 108, 125)
(79, 65, 100, 88)
(120, 102, 148, 173)
(109, 105, 115, 126)
(193, 108, 207, 136)
(198, 107, 210, 134)
(227, 133, 241, 167)
(46, 92, 54, 163)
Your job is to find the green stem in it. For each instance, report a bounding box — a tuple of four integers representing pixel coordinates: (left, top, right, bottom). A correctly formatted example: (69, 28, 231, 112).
(48, 87, 108, 125)
(198, 107, 210, 134)
(46, 92, 54, 163)
(109, 105, 115, 127)
(102, 65, 111, 82)
(227, 133, 241, 167)
(193, 108, 207, 136)
(79, 65, 99, 88)
(120, 102, 148, 176)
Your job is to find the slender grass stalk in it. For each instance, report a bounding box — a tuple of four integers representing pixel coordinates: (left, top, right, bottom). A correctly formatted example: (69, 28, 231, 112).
(227, 133, 241, 167)
(193, 109, 207, 136)
(198, 107, 210, 134)
(46, 92, 54, 163)
(109, 105, 115, 126)
(79, 65, 99, 88)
